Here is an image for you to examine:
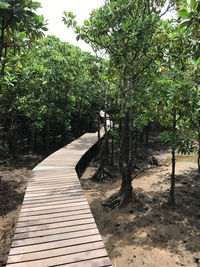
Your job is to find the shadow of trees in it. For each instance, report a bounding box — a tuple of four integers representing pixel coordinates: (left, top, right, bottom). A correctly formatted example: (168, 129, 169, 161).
(0, 175, 26, 216)
(87, 167, 200, 262)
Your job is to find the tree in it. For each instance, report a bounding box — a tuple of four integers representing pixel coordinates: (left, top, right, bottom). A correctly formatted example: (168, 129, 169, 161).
(152, 21, 196, 205)
(177, 0, 200, 171)
(0, 0, 47, 76)
(63, 0, 179, 207)
(0, 35, 104, 154)
(0, 0, 47, 154)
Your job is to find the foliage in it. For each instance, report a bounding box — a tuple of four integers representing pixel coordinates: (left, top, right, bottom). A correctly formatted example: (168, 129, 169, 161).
(0, 35, 105, 153)
(0, 0, 47, 77)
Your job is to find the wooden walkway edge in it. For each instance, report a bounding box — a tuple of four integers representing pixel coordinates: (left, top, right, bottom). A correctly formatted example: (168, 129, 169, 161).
(6, 127, 112, 267)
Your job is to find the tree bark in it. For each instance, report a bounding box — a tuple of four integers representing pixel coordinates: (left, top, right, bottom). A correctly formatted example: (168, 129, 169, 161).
(170, 148, 176, 206)
(111, 119, 114, 166)
(145, 124, 149, 145)
(197, 121, 200, 172)
(169, 112, 176, 206)
(118, 103, 132, 207)
(33, 129, 37, 152)
(135, 128, 138, 154)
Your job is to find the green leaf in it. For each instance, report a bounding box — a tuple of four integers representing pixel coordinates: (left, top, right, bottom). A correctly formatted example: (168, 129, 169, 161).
(190, 0, 197, 10)
(178, 10, 189, 18)
(17, 32, 26, 39)
(179, 20, 190, 28)
(41, 27, 48, 31)
(38, 15, 44, 23)
(84, 20, 89, 26)
(32, 1, 41, 10)
(0, 0, 9, 8)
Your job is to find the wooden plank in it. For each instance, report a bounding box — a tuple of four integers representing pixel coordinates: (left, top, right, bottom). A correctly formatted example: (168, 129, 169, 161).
(24, 188, 83, 198)
(11, 228, 100, 247)
(18, 204, 90, 218)
(16, 213, 93, 228)
(28, 177, 78, 182)
(6, 248, 108, 267)
(7, 241, 105, 263)
(30, 172, 77, 177)
(21, 197, 87, 208)
(22, 192, 84, 202)
(25, 184, 82, 193)
(26, 180, 80, 187)
(29, 176, 77, 183)
(15, 218, 95, 233)
(58, 258, 112, 267)
(13, 223, 96, 240)
(30, 173, 76, 177)
(9, 234, 102, 255)
(17, 208, 91, 223)
(20, 201, 88, 213)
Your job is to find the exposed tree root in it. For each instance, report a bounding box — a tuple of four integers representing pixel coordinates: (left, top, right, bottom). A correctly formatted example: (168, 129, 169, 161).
(92, 168, 112, 182)
(102, 192, 122, 210)
(102, 190, 134, 211)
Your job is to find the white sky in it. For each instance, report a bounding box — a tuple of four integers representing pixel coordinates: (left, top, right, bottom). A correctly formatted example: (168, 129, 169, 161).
(37, 0, 105, 54)
(37, 0, 175, 54)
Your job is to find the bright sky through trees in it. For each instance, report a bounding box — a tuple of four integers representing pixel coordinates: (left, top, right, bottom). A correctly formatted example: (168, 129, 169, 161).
(37, 0, 105, 53)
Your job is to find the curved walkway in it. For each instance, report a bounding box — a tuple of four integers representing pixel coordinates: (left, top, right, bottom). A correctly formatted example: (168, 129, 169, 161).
(6, 127, 112, 266)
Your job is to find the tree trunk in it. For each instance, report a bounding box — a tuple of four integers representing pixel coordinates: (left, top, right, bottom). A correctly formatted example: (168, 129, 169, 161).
(145, 124, 149, 145)
(169, 112, 176, 206)
(97, 113, 101, 141)
(33, 129, 37, 152)
(110, 119, 114, 166)
(135, 128, 138, 154)
(169, 148, 176, 206)
(46, 92, 50, 152)
(92, 138, 107, 180)
(104, 109, 109, 164)
(61, 112, 66, 143)
(52, 106, 57, 146)
(118, 107, 132, 207)
(92, 89, 109, 180)
(46, 113, 50, 152)
(197, 121, 200, 172)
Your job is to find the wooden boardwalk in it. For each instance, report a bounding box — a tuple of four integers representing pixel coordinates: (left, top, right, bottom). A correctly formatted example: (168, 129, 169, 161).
(6, 129, 112, 266)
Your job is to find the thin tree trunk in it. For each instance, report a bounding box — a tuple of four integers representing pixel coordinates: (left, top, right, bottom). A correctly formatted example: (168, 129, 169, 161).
(129, 84, 135, 170)
(92, 138, 106, 180)
(46, 89, 50, 152)
(33, 129, 37, 152)
(97, 113, 101, 141)
(0, 17, 6, 76)
(92, 89, 109, 180)
(170, 148, 176, 205)
(111, 119, 114, 166)
(169, 112, 176, 206)
(104, 87, 109, 164)
(62, 111, 66, 143)
(197, 120, 200, 172)
(145, 124, 149, 145)
(135, 128, 138, 154)
(46, 112, 50, 152)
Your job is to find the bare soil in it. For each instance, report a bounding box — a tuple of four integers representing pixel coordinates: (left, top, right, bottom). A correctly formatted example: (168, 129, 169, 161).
(81, 155, 200, 267)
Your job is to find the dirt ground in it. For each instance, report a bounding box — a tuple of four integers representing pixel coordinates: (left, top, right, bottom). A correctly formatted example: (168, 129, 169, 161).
(0, 155, 43, 266)
(81, 155, 200, 267)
